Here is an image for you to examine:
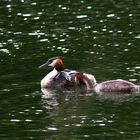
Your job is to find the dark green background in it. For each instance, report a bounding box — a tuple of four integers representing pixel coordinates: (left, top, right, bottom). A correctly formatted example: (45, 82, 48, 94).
(0, 0, 140, 139)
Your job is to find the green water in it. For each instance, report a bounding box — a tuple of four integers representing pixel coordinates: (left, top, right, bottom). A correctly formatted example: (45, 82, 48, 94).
(0, 0, 140, 139)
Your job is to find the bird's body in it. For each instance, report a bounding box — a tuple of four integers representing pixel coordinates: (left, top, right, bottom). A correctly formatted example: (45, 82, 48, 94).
(94, 79, 140, 93)
(39, 56, 96, 89)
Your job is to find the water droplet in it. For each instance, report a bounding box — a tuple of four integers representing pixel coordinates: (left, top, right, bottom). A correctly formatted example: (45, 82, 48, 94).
(0, 49, 10, 54)
(11, 119, 21, 122)
(48, 127, 58, 131)
(129, 14, 133, 17)
(107, 14, 115, 17)
(87, 6, 92, 9)
(25, 119, 32, 122)
(34, 17, 40, 20)
(102, 28, 107, 31)
(135, 35, 140, 38)
(22, 14, 31, 17)
(76, 15, 88, 19)
(124, 49, 129, 51)
(40, 39, 49, 42)
(31, 2, 37, 5)
(6, 5, 11, 8)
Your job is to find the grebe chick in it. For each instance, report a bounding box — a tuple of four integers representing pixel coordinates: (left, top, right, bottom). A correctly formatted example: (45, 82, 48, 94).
(39, 56, 96, 89)
(94, 79, 140, 93)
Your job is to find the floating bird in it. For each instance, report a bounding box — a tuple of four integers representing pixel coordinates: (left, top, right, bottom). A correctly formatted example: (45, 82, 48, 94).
(39, 56, 140, 93)
(94, 79, 140, 93)
(39, 56, 96, 90)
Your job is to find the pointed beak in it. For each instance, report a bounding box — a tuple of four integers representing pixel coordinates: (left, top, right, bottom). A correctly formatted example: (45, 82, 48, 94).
(38, 62, 49, 69)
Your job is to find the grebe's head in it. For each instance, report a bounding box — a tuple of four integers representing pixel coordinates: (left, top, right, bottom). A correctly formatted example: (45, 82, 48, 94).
(39, 56, 64, 71)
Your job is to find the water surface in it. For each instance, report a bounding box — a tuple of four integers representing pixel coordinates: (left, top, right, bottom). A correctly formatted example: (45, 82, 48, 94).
(0, 0, 140, 139)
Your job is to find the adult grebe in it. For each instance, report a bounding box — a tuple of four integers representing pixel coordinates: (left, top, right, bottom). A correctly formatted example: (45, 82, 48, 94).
(94, 79, 140, 93)
(39, 56, 96, 89)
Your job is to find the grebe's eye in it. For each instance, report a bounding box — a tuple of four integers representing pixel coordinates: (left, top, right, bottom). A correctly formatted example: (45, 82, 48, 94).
(48, 59, 54, 65)
(48, 59, 53, 64)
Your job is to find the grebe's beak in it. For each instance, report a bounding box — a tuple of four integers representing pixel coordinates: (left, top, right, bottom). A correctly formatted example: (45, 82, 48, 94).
(38, 62, 49, 69)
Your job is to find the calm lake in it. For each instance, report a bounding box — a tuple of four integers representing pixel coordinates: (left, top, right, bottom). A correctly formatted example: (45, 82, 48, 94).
(0, 0, 140, 140)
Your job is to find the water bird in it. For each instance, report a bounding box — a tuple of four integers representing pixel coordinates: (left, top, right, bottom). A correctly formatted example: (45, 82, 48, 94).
(94, 79, 140, 93)
(39, 56, 96, 89)
(39, 56, 140, 93)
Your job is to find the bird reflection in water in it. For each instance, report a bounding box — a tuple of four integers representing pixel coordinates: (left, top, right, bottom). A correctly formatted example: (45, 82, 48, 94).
(95, 91, 140, 102)
(40, 87, 140, 107)
(41, 87, 90, 107)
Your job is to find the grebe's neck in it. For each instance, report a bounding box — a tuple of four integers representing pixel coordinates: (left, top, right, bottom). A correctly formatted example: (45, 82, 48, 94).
(82, 73, 97, 90)
(40, 68, 59, 88)
(55, 65, 64, 71)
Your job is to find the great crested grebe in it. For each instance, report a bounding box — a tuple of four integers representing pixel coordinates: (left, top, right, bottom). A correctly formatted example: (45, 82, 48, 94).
(39, 56, 140, 93)
(39, 56, 96, 89)
(94, 79, 140, 93)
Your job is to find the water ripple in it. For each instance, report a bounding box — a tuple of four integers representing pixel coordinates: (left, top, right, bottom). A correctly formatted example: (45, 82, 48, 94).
(0, 1, 140, 140)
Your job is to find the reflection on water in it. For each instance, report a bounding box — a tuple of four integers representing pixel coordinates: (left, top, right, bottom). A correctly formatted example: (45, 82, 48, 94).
(41, 88, 90, 107)
(41, 88, 140, 140)
(96, 91, 140, 102)
(41, 87, 140, 108)
(0, 0, 140, 139)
